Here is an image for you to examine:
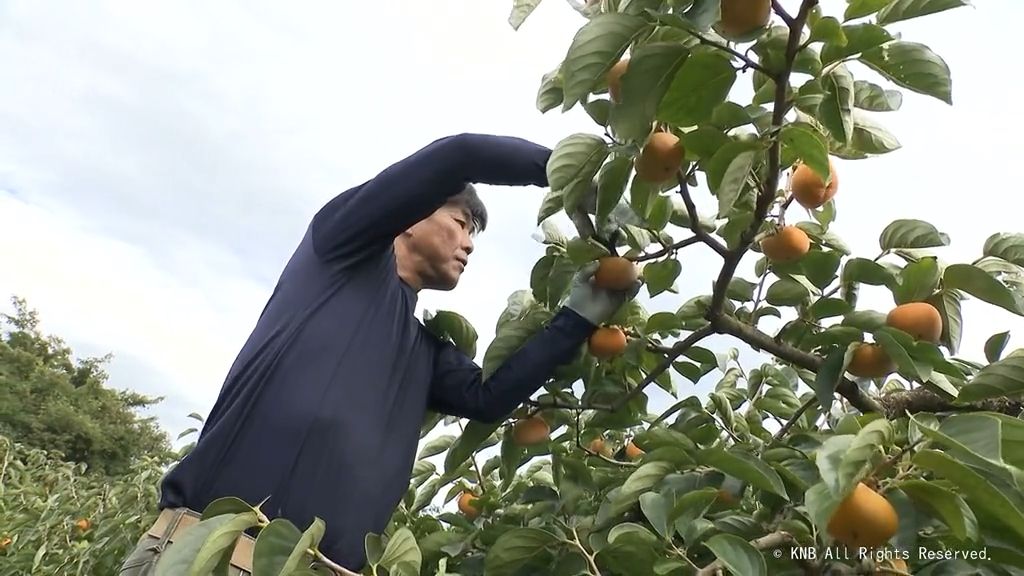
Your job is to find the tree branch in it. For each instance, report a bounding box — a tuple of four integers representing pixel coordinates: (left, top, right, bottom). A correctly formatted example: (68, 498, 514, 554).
(632, 235, 703, 262)
(773, 396, 817, 440)
(686, 29, 771, 75)
(771, 0, 795, 25)
(528, 397, 614, 412)
(610, 326, 714, 412)
(677, 171, 728, 257)
(696, 531, 794, 576)
(712, 313, 884, 413)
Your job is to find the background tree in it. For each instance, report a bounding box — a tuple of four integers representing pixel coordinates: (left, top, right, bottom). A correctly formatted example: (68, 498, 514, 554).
(0, 296, 173, 476)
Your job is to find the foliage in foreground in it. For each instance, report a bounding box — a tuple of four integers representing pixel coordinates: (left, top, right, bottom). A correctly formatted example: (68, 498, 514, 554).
(8, 1, 1024, 575)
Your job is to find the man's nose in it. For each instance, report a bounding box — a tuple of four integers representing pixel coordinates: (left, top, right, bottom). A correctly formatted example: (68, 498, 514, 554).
(462, 232, 474, 255)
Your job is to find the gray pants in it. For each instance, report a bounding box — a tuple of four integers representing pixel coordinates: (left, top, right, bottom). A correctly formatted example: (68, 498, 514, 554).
(117, 508, 252, 576)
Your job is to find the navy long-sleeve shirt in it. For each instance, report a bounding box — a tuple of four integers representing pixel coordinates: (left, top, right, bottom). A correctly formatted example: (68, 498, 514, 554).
(158, 133, 598, 569)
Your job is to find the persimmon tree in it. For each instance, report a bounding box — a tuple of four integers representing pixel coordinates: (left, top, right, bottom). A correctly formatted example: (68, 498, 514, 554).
(141, 1, 1024, 575)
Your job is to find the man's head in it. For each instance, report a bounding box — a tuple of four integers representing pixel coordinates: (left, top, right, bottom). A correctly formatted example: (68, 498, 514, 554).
(394, 184, 488, 291)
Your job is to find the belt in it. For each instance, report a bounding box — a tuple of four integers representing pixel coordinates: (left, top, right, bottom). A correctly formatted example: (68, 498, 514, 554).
(148, 508, 254, 572)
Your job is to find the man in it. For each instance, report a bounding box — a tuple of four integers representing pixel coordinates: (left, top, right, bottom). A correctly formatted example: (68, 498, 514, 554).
(119, 133, 639, 574)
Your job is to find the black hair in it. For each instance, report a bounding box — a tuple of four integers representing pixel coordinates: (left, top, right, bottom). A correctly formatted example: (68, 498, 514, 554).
(449, 183, 488, 234)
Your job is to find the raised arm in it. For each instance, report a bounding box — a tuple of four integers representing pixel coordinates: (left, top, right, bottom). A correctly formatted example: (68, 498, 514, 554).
(426, 307, 596, 423)
(310, 133, 551, 262)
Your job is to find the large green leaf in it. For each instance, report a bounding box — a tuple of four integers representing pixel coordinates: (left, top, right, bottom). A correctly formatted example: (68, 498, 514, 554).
(595, 156, 633, 228)
(896, 480, 978, 542)
(609, 42, 690, 143)
(702, 534, 768, 576)
(879, 219, 950, 250)
(842, 257, 897, 286)
(484, 528, 560, 576)
(956, 349, 1024, 403)
(927, 289, 963, 354)
(860, 41, 953, 105)
(698, 447, 789, 499)
(838, 419, 893, 496)
(645, 258, 682, 298)
(546, 134, 609, 213)
(192, 512, 261, 575)
(913, 449, 1024, 542)
(418, 435, 456, 459)
(561, 14, 649, 110)
(715, 149, 759, 218)
(154, 516, 237, 576)
(444, 421, 499, 476)
(943, 264, 1024, 317)
(424, 311, 478, 358)
(484, 306, 553, 379)
(658, 51, 737, 127)
(893, 256, 941, 305)
(765, 277, 811, 307)
(985, 331, 1011, 363)
(780, 125, 830, 184)
(820, 23, 893, 65)
(853, 80, 902, 112)
(849, 110, 901, 155)
(253, 519, 303, 576)
(984, 233, 1024, 267)
(818, 64, 855, 145)
(815, 347, 845, 414)
(617, 462, 676, 504)
(379, 528, 422, 575)
(877, 0, 970, 25)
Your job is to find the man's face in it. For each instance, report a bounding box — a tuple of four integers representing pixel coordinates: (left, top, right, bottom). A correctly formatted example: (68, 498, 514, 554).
(403, 203, 476, 291)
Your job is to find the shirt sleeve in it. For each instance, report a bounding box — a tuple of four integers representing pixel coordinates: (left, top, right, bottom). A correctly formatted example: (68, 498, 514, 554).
(310, 133, 551, 263)
(426, 306, 598, 423)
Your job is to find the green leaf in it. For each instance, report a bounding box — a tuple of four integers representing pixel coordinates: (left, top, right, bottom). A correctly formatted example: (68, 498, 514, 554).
(879, 219, 950, 251)
(561, 14, 649, 110)
(842, 257, 896, 286)
(658, 51, 737, 127)
(893, 256, 941, 305)
(646, 311, 683, 334)
(956, 349, 1024, 403)
(536, 67, 563, 113)
(877, 0, 970, 25)
(716, 150, 759, 219)
(860, 41, 953, 105)
(681, 0, 720, 30)
(282, 518, 327, 574)
(985, 331, 1011, 363)
(927, 289, 963, 354)
(681, 127, 731, 160)
(706, 139, 761, 202)
(781, 125, 830, 184)
(508, 0, 543, 31)
(842, 310, 887, 331)
(702, 534, 767, 576)
(802, 250, 843, 289)
(809, 16, 845, 45)
(645, 258, 682, 298)
(444, 421, 500, 475)
(875, 328, 929, 382)
(913, 449, 1024, 543)
(379, 528, 422, 575)
(154, 516, 237, 576)
(418, 435, 456, 459)
(896, 479, 978, 542)
(810, 298, 853, 320)
(844, 0, 895, 20)
(617, 462, 675, 503)
(819, 64, 855, 145)
(854, 80, 902, 112)
(584, 98, 611, 126)
(547, 134, 608, 213)
(191, 512, 260, 575)
(609, 43, 690, 143)
(537, 188, 564, 224)
(838, 419, 893, 496)
(765, 277, 811, 307)
(484, 306, 552, 380)
(849, 110, 901, 155)
(200, 497, 256, 520)
(424, 311, 478, 358)
(484, 528, 559, 576)
(253, 519, 303, 576)
(984, 233, 1024, 267)
(944, 263, 1024, 316)
(639, 492, 674, 540)
(820, 23, 893, 65)
(815, 348, 845, 414)
(698, 447, 789, 499)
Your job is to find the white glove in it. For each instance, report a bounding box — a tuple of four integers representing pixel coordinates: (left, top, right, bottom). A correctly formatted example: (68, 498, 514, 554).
(565, 261, 642, 326)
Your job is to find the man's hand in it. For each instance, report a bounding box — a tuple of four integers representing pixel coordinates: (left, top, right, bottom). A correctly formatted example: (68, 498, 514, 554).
(565, 261, 642, 326)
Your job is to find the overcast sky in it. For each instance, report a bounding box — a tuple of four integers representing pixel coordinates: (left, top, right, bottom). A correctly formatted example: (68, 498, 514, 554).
(1, 0, 1022, 449)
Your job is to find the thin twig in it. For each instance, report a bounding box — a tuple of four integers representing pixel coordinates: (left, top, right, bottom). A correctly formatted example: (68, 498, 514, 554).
(687, 29, 771, 75)
(610, 326, 714, 411)
(677, 171, 728, 257)
(632, 236, 703, 262)
(527, 397, 614, 412)
(773, 396, 817, 440)
(771, 0, 795, 25)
